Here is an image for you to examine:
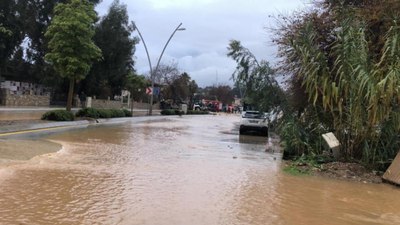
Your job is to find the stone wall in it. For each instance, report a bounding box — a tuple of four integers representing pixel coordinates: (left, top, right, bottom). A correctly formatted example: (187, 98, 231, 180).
(88, 99, 160, 110)
(0, 89, 50, 106)
(90, 98, 123, 109)
(132, 101, 150, 109)
(131, 101, 160, 110)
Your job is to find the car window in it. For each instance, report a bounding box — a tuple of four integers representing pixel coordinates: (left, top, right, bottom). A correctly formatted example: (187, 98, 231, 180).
(243, 112, 264, 118)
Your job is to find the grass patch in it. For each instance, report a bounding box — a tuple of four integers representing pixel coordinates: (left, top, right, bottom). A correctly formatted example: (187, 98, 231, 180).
(283, 164, 311, 176)
(283, 154, 334, 176)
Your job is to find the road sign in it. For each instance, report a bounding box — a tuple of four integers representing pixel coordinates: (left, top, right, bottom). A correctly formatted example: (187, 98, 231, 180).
(153, 87, 160, 95)
(146, 87, 152, 95)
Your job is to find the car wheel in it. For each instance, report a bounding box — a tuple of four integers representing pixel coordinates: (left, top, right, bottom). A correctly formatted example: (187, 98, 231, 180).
(239, 127, 245, 135)
(265, 128, 269, 137)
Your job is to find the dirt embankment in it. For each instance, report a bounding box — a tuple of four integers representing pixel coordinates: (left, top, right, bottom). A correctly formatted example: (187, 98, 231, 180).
(291, 161, 383, 184)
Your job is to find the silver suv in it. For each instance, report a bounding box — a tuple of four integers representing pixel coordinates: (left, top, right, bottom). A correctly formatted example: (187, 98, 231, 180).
(239, 111, 269, 136)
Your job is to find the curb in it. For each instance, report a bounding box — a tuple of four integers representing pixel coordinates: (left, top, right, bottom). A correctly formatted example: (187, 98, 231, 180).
(0, 116, 167, 138)
(0, 120, 92, 138)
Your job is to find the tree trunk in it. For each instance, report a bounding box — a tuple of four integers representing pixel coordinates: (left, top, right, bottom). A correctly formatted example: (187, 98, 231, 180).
(130, 99, 134, 114)
(66, 78, 75, 111)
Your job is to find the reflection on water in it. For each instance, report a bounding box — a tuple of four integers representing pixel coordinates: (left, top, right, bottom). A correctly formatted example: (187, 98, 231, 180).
(0, 115, 399, 225)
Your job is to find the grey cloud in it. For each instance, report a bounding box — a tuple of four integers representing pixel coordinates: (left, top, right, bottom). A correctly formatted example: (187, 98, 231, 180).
(97, 0, 305, 87)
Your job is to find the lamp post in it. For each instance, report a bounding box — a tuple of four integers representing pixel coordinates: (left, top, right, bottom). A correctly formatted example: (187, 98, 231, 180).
(133, 22, 185, 115)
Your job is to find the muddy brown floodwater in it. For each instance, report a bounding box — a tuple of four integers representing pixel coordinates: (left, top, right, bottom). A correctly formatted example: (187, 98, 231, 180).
(0, 110, 46, 121)
(0, 114, 400, 225)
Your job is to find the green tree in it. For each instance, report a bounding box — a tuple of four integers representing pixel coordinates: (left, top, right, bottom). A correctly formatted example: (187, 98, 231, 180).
(0, 16, 12, 37)
(0, 1, 24, 81)
(125, 72, 148, 112)
(45, 0, 101, 111)
(208, 85, 234, 105)
(162, 72, 198, 104)
(227, 40, 284, 111)
(14, 0, 100, 84)
(82, 0, 138, 98)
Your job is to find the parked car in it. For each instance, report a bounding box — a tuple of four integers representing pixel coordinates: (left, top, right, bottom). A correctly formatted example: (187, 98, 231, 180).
(193, 103, 207, 111)
(239, 111, 269, 136)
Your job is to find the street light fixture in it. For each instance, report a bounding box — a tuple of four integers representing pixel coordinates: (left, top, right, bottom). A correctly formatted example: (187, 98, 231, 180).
(133, 22, 185, 115)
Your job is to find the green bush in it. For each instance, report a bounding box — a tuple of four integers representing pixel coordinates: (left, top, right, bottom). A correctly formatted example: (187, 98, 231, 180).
(76, 107, 100, 118)
(122, 109, 132, 117)
(186, 110, 209, 115)
(41, 110, 75, 121)
(161, 109, 210, 116)
(161, 109, 176, 115)
(76, 108, 131, 119)
(97, 109, 112, 118)
(160, 109, 185, 115)
(278, 115, 325, 160)
(110, 109, 126, 117)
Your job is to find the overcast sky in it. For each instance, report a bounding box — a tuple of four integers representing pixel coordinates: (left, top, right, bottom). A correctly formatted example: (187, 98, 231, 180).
(96, 0, 307, 87)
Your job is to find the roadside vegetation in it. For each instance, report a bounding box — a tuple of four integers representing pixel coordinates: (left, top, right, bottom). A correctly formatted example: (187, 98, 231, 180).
(274, 0, 400, 171)
(41, 110, 75, 121)
(42, 108, 131, 121)
(228, 0, 400, 171)
(45, 0, 101, 111)
(75, 108, 131, 119)
(186, 110, 209, 115)
(160, 109, 209, 115)
(160, 109, 184, 116)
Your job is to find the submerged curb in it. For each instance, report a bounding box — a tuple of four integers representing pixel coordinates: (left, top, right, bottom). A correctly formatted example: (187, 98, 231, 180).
(0, 120, 91, 138)
(0, 116, 172, 138)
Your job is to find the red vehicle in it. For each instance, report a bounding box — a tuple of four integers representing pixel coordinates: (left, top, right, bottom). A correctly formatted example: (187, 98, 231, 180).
(201, 99, 222, 112)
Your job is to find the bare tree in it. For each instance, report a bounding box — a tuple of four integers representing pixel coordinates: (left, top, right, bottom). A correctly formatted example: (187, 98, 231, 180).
(151, 62, 180, 86)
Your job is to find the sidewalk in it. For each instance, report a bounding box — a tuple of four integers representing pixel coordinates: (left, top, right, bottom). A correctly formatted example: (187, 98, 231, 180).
(0, 107, 161, 138)
(0, 120, 90, 137)
(0, 106, 80, 121)
(0, 106, 160, 120)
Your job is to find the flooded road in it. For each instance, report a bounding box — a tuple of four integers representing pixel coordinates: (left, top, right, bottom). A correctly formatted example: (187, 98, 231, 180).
(0, 110, 46, 121)
(0, 115, 400, 224)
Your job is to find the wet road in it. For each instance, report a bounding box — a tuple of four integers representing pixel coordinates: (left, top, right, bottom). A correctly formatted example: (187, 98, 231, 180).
(0, 115, 400, 225)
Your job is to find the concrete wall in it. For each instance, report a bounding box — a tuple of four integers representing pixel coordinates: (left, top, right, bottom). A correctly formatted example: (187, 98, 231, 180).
(0, 89, 50, 106)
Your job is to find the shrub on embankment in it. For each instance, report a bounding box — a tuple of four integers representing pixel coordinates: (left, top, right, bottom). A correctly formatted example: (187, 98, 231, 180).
(160, 109, 183, 115)
(75, 108, 132, 119)
(41, 108, 131, 121)
(41, 110, 75, 121)
(160, 109, 209, 115)
(186, 110, 209, 115)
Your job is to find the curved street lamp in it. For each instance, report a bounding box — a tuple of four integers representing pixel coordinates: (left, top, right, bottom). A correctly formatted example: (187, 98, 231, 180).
(133, 22, 185, 115)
